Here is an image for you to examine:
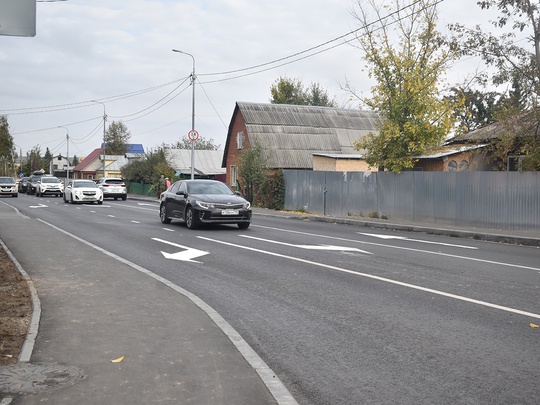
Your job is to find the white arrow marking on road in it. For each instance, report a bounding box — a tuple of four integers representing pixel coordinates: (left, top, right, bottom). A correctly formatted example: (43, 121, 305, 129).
(29, 203, 48, 208)
(152, 238, 209, 263)
(240, 235, 372, 254)
(357, 233, 478, 249)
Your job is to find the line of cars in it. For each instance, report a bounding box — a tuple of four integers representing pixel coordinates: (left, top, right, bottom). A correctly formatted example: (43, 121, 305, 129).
(11, 174, 128, 204)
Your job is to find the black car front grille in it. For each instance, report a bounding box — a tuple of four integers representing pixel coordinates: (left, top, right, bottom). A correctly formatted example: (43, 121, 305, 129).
(83, 191, 96, 196)
(213, 203, 245, 210)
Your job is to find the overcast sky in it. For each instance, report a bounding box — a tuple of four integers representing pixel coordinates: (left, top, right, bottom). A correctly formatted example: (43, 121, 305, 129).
(0, 0, 510, 160)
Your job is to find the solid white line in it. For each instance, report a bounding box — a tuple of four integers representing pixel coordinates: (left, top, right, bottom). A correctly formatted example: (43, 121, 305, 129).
(198, 235, 540, 320)
(253, 225, 540, 272)
(357, 232, 478, 249)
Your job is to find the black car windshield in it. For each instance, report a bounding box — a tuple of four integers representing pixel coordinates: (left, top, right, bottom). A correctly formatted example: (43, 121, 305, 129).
(73, 181, 97, 188)
(188, 181, 234, 195)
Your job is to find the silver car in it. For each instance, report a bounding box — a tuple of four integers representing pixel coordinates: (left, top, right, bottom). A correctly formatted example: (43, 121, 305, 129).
(63, 180, 103, 205)
(96, 178, 127, 200)
(0, 177, 18, 197)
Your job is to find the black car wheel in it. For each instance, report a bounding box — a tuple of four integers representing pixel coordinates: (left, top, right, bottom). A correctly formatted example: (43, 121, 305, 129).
(122, 195, 127, 201)
(160, 204, 171, 224)
(70, 194, 76, 204)
(238, 222, 250, 229)
(185, 206, 199, 229)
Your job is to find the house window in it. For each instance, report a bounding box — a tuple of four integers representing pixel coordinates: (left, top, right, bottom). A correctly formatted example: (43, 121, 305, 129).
(236, 132, 244, 150)
(448, 160, 457, 171)
(459, 160, 469, 171)
(230, 165, 238, 187)
(53, 164, 58, 170)
(507, 155, 525, 171)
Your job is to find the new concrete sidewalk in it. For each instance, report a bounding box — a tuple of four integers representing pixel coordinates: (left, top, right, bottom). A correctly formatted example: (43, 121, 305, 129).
(0, 201, 296, 405)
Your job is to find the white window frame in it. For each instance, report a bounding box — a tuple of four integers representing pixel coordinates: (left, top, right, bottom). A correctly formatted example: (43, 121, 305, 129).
(236, 132, 244, 150)
(230, 165, 238, 188)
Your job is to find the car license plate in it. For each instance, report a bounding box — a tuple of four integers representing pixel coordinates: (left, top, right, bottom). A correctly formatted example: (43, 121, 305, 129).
(221, 209, 239, 215)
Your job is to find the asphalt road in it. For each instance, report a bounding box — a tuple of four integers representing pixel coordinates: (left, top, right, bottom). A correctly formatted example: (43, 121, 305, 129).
(6, 194, 540, 405)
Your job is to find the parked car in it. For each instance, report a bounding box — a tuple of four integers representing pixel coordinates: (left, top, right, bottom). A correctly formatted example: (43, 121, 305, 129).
(0, 177, 18, 197)
(63, 180, 103, 205)
(96, 178, 127, 200)
(18, 177, 30, 192)
(35, 176, 63, 197)
(26, 175, 41, 195)
(159, 179, 251, 229)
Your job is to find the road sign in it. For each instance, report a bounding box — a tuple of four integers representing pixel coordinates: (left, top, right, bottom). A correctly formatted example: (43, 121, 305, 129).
(187, 129, 199, 141)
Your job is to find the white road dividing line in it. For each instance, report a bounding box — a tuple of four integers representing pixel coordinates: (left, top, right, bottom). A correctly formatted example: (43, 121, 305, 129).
(198, 235, 540, 320)
(253, 225, 540, 272)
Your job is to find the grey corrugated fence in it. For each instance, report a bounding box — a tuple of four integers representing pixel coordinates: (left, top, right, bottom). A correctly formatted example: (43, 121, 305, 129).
(283, 170, 540, 231)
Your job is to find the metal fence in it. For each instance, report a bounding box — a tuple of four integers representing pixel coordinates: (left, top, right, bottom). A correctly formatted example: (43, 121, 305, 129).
(283, 170, 540, 231)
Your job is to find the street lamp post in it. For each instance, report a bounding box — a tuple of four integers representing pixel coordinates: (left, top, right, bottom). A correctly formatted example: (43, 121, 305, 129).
(172, 49, 196, 180)
(91, 100, 107, 179)
(58, 126, 69, 180)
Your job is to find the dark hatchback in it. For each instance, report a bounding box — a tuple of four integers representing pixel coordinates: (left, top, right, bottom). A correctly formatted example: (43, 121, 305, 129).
(159, 179, 252, 229)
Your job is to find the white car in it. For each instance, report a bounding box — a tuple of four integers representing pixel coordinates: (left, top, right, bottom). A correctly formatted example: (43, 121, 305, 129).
(96, 178, 127, 200)
(64, 180, 103, 205)
(36, 176, 63, 197)
(0, 177, 18, 197)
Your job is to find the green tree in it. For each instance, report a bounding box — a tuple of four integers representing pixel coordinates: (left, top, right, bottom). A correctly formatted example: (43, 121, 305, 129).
(449, 0, 540, 170)
(0, 115, 15, 176)
(237, 142, 268, 204)
(72, 155, 80, 167)
(42, 147, 53, 173)
(24, 146, 42, 174)
(270, 76, 337, 107)
(352, 0, 458, 172)
(447, 87, 501, 133)
(173, 136, 220, 150)
(121, 147, 174, 195)
(105, 121, 131, 155)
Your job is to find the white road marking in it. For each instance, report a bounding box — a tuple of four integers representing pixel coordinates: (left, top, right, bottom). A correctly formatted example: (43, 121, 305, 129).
(131, 220, 141, 224)
(358, 232, 478, 249)
(29, 203, 48, 208)
(254, 225, 540, 272)
(241, 235, 371, 254)
(198, 236, 540, 320)
(163, 228, 175, 232)
(152, 238, 209, 262)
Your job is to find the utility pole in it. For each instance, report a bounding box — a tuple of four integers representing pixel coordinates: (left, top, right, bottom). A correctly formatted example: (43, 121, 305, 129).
(92, 100, 107, 179)
(59, 126, 69, 180)
(172, 49, 196, 180)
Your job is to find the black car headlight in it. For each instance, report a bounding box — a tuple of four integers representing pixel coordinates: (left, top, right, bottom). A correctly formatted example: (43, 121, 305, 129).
(196, 200, 214, 209)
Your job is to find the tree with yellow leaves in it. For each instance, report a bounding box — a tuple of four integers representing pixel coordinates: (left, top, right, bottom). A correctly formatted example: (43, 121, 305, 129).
(352, 0, 458, 172)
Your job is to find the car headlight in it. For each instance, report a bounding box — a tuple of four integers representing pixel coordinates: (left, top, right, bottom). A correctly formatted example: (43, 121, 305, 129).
(196, 200, 214, 209)
(243, 201, 251, 210)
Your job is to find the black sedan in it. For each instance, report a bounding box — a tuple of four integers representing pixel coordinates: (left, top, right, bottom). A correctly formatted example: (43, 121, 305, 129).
(159, 179, 252, 229)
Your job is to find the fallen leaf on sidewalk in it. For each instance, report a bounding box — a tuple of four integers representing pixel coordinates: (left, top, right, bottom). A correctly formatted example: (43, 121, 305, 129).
(530, 323, 539, 329)
(111, 356, 125, 363)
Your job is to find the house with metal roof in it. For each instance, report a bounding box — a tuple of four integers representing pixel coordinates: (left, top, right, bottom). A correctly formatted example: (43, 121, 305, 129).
(165, 149, 226, 181)
(222, 102, 380, 186)
(72, 144, 145, 179)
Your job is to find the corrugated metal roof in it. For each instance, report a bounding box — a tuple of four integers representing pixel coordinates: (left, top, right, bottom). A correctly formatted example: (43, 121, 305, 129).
(233, 102, 379, 168)
(166, 149, 226, 175)
(415, 144, 486, 159)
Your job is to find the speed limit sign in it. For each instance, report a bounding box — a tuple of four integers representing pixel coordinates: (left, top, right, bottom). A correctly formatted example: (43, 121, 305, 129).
(187, 129, 199, 141)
